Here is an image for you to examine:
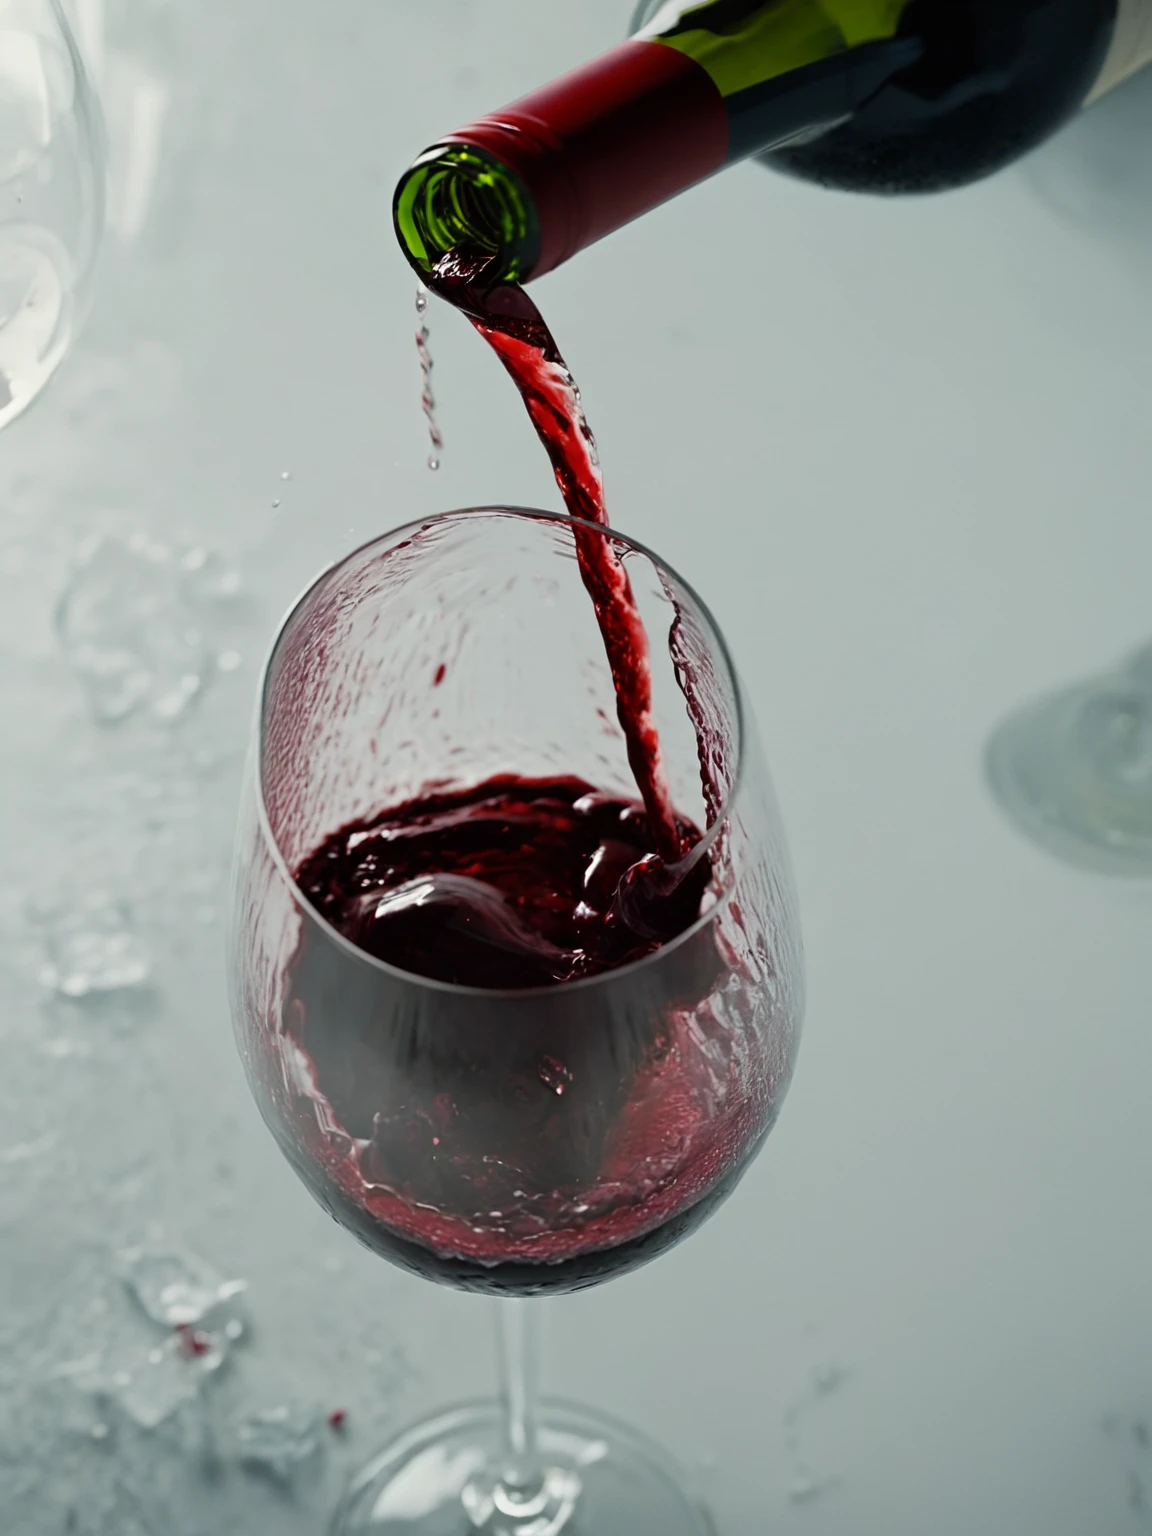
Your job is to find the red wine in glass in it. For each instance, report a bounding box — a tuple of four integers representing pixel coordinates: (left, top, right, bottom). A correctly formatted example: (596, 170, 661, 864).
(281, 773, 758, 1295)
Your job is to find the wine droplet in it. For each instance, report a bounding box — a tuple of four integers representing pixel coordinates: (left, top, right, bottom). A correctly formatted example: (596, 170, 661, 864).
(538, 1055, 573, 1096)
(175, 1323, 213, 1358)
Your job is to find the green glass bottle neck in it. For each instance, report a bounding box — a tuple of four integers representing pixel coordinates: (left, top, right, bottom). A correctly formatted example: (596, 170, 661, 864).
(394, 145, 540, 286)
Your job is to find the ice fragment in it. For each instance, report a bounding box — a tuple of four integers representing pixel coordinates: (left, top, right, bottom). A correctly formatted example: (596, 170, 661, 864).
(234, 1403, 321, 1481)
(118, 1241, 247, 1332)
(38, 893, 151, 998)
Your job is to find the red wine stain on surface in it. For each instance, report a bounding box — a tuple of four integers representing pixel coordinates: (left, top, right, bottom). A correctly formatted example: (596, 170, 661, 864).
(175, 1325, 212, 1359)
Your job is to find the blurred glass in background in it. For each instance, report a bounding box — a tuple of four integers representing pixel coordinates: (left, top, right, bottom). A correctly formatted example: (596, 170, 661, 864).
(988, 71, 1152, 878)
(1024, 63, 1152, 255)
(987, 640, 1152, 877)
(67, 0, 179, 251)
(0, 0, 104, 430)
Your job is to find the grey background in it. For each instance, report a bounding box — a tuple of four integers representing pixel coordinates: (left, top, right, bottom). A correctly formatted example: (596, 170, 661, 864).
(1, 1, 1150, 1531)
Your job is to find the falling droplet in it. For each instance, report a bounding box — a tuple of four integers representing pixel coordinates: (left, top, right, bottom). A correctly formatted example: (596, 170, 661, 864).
(271, 498, 281, 509)
(415, 285, 444, 471)
(280, 470, 291, 481)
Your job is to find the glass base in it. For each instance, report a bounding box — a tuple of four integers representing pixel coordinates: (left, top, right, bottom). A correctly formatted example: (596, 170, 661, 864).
(985, 660, 1152, 877)
(331, 1400, 716, 1536)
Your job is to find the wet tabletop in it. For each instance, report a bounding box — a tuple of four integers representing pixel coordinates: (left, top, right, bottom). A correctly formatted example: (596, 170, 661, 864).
(2, 2, 1151, 1532)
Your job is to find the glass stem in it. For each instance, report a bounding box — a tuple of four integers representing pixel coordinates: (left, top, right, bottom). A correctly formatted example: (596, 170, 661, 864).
(497, 1299, 540, 1486)
(462, 1299, 580, 1532)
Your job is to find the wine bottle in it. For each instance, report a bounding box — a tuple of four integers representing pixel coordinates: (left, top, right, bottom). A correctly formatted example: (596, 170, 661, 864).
(394, 0, 1152, 285)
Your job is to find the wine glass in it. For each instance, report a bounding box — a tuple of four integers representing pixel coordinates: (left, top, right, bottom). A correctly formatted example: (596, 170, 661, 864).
(0, 0, 104, 430)
(229, 507, 804, 1533)
(1023, 66, 1152, 260)
(985, 638, 1152, 875)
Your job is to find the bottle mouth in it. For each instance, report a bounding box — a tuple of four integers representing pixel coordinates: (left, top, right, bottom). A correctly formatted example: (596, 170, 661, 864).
(393, 144, 540, 286)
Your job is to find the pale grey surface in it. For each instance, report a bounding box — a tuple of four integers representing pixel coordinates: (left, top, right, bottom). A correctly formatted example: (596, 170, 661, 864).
(1, 2, 1151, 1532)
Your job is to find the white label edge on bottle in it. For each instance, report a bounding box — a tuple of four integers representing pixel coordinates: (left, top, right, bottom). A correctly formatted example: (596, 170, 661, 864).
(1086, 0, 1152, 102)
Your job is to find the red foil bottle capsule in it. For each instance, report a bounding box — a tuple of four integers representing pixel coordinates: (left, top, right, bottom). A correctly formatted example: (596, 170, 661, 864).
(394, 40, 728, 284)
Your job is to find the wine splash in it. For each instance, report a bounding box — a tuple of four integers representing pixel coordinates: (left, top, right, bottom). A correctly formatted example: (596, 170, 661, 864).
(296, 777, 709, 990)
(426, 257, 686, 865)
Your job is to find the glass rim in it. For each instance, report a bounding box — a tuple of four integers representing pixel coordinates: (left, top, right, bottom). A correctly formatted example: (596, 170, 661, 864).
(252, 504, 749, 1001)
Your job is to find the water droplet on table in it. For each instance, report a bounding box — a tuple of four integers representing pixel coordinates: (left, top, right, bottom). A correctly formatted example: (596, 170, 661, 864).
(234, 1403, 322, 1481)
(0, 1132, 57, 1165)
(55, 537, 231, 726)
(789, 1470, 839, 1506)
(119, 1241, 247, 1333)
(180, 546, 243, 602)
(99, 1335, 207, 1430)
(37, 894, 151, 999)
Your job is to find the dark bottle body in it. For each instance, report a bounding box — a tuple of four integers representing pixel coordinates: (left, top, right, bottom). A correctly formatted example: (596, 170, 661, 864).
(634, 0, 1118, 193)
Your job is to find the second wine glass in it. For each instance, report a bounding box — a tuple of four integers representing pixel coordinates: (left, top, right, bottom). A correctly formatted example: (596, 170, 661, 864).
(986, 637, 1152, 875)
(0, 0, 104, 430)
